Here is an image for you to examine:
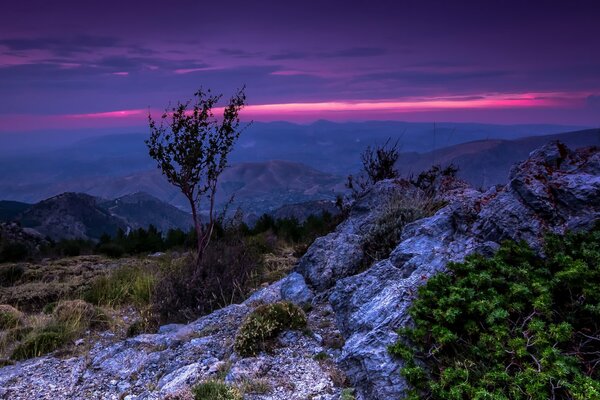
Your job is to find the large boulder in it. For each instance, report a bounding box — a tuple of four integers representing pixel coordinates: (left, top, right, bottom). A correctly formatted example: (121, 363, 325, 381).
(297, 180, 419, 291)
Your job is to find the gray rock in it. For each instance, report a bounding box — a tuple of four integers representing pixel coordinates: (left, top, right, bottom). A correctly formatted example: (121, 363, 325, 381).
(281, 272, 314, 306)
(297, 180, 415, 291)
(329, 142, 600, 399)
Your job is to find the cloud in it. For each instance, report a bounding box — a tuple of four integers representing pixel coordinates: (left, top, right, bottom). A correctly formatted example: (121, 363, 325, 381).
(321, 47, 387, 58)
(218, 48, 262, 58)
(586, 94, 600, 108)
(0, 35, 120, 56)
(267, 51, 308, 60)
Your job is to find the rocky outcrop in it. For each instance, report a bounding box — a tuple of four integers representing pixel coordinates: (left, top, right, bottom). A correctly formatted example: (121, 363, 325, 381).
(324, 142, 600, 398)
(1, 141, 598, 400)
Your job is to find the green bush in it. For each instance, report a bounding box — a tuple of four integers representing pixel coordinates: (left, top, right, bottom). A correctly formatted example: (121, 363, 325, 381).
(10, 300, 107, 360)
(0, 305, 22, 330)
(0, 264, 25, 286)
(362, 192, 441, 267)
(11, 326, 67, 360)
(234, 301, 307, 357)
(84, 265, 155, 307)
(192, 381, 241, 400)
(389, 226, 600, 399)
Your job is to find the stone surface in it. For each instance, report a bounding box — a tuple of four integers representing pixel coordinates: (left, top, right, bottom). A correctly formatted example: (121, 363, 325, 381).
(327, 142, 600, 398)
(280, 272, 314, 306)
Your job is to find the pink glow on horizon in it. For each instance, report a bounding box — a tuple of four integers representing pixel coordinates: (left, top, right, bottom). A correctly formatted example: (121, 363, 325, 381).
(0, 92, 589, 132)
(112, 71, 129, 76)
(65, 109, 147, 119)
(243, 92, 580, 115)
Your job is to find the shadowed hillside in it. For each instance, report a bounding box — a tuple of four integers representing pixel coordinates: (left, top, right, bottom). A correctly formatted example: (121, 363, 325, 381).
(397, 128, 600, 187)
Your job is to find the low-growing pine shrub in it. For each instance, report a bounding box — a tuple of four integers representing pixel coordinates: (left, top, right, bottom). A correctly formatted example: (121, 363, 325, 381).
(234, 301, 307, 357)
(389, 226, 600, 399)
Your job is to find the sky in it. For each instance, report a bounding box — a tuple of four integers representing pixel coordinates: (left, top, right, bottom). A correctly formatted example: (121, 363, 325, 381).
(1, 0, 599, 134)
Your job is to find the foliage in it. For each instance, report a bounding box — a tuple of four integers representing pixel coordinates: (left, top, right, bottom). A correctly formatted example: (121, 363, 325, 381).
(146, 87, 247, 264)
(151, 225, 264, 323)
(11, 300, 106, 360)
(347, 138, 400, 194)
(362, 191, 443, 267)
(0, 241, 29, 263)
(234, 301, 307, 357)
(0, 304, 22, 330)
(192, 381, 242, 400)
(341, 388, 356, 400)
(411, 164, 459, 197)
(250, 211, 341, 244)
(389, 226, 600, 399)
(0, 264, 24, 286)
(84, 264, 156, 307)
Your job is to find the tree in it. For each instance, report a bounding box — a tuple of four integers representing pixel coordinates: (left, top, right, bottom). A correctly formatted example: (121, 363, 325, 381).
(146, 87, 247, 267)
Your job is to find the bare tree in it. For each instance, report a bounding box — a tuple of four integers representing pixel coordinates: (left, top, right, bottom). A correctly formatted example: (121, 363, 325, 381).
(146, 87, 247, 266)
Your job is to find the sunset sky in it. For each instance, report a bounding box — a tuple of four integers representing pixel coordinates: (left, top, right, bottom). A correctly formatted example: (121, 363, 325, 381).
(1, 0, 599, 133)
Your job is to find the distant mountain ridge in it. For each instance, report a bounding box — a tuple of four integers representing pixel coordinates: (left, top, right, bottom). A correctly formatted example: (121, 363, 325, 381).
(9, 192, 192, 241)
(397, 128, 600, 187)
(0, 123, 596, 216)
(0, 160, 345, 214)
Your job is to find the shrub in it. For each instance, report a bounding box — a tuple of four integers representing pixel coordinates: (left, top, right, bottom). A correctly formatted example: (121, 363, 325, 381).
(152, 232, 263, 323)
(0, 305, 23, 330)
(389, 226, 600, 399)
(84, 265, 155, 307)
(96, 243, 125, 258)
(192, 381, 241, 400)
(11, 326, 67, 360)
(347, 138, 400, 195)
(362, 191, 441, 268)
(52, 300, 107, 329)
(0, 264, 25, 286)
(234, 301, 307, 357)
(10, 300, 107, 360)
(0, 242, 29, 262)
(341, 388, 356, 400)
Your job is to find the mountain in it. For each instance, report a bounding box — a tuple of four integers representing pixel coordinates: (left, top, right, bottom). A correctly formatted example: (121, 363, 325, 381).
(0, 201, 31, 222)
(17, 193, 127, 241)
(14, 192, 192, 241)
(0, 122, 593, 214)
(0, 160, 345, 215)
(99, 192, 191, 233)
(396, 128, 600, 187)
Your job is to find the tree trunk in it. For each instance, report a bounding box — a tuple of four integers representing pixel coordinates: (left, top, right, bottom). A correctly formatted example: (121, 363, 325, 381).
(188, 196, 204, 269)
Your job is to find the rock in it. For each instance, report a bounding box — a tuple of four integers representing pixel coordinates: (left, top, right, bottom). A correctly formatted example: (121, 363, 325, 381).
(297, 180, 414, 291)
(297, 232, 363, 292)
(329, 142, 600, 399)
(281, 272, 314, 306)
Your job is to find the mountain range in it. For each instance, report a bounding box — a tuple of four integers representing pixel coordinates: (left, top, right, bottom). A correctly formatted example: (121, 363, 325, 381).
(1, 121, 598, 217)
(2, 192, 192, 241)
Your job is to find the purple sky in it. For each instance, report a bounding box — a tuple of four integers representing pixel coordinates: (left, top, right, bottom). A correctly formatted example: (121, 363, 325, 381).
(1, 0, 599, 133)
